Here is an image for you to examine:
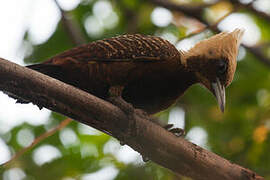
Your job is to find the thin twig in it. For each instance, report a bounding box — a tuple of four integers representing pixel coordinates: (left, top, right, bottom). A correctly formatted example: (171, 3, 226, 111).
(54, 0, 86, 45)
(2, 118, 72, 168)
(177, 7, 236, 41)
(244, 45, 270, 66)
(230, 0, 270, 22)
(149, 0, 214, 22)
(150, 0, 270, 67)
(116, 0, 138, 33)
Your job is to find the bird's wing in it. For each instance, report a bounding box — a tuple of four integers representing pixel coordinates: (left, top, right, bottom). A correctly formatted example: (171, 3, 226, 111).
(87, 56, 162, 62)
(49, 34, 178, 64)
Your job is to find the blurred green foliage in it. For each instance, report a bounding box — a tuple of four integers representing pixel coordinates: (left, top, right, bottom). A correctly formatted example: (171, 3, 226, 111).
(1, 0, 270, 179)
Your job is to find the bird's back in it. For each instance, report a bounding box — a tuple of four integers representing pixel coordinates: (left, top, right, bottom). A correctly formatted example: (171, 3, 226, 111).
(47, 34, 178, 63)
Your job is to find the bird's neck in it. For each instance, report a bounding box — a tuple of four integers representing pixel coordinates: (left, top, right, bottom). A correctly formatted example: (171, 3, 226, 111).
(172, 62, 198, 98)
(180, 50, 198, 72)
(179, 50, 202, 82)
(172, 52, 200, 97)
(177, 67, 197, 85)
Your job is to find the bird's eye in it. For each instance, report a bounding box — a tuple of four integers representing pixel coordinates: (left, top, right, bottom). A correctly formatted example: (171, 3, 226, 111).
(218, 62, 227, 75)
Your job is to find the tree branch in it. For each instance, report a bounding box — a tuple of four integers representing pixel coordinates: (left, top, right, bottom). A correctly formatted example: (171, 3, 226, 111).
(0, 58, 263, 180)
(3, 118, 72, 167)
(148, 0, 213, 22)
(150, 0, 270, 67)
(230, 0, 270, 22)
(54, 0, 86, 45)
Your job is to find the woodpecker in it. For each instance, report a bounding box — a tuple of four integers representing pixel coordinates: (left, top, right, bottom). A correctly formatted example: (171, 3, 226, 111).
(27, 29, 244, 114)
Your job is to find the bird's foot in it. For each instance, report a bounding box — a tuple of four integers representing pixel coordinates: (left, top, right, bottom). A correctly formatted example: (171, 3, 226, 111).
(108, 97, 135, 146)
(163, 124, 185, 137)
(142, 156, 150, 162)
(107, 86, 137, 145)
(108, 85, 124, 97)
(133, 109, 185, 137)
(107, 96, 134, 115)
(107, 86, 134, 115)
(134, 108, 148, 118)
(107, 96, 135, 144)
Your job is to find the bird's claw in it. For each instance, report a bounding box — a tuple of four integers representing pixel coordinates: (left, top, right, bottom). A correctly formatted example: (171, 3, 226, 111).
(107, 95, 137, 145)
(134, 108, 148, 118)
(119, 140, 126, 146)
(142, 155, 150, 162)
(164, 124, 185, 137)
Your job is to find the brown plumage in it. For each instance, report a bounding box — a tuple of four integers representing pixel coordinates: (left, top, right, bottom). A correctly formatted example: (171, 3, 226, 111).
(27, 29, 243, 114)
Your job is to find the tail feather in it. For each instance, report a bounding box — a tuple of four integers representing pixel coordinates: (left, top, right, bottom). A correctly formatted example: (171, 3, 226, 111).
(14, 64, 63, 104)
(27, 64, 63, 80)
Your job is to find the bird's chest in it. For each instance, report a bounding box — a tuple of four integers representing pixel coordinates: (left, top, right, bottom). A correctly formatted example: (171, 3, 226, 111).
(122, 67, 192, 114)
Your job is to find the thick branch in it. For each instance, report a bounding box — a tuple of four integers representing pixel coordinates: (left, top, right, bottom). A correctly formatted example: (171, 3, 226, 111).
(0, 58, 263, 180)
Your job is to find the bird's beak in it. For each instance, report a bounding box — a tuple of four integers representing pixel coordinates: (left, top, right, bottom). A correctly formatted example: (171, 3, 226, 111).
(211, 78, 225, 113)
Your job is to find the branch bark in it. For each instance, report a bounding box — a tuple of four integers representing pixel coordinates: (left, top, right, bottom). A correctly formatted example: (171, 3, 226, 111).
(0, 58, 264, 180)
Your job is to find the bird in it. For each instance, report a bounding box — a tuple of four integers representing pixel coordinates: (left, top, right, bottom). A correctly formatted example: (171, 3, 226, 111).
(26, 29, 244, 115)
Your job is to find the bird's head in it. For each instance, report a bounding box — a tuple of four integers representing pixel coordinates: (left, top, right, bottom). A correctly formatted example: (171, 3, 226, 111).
(182, 29, 244, 112)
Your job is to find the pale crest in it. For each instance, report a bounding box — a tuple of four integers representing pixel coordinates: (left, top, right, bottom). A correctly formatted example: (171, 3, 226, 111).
(181, 29, 244, 65)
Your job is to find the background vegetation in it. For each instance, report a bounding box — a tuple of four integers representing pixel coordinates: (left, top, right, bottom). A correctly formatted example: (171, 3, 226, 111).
(1, 0, 270, 179)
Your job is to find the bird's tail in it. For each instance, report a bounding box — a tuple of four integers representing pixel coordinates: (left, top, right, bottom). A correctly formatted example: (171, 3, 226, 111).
(26, 63, 62, 79)
(14, 64, 63, 104)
